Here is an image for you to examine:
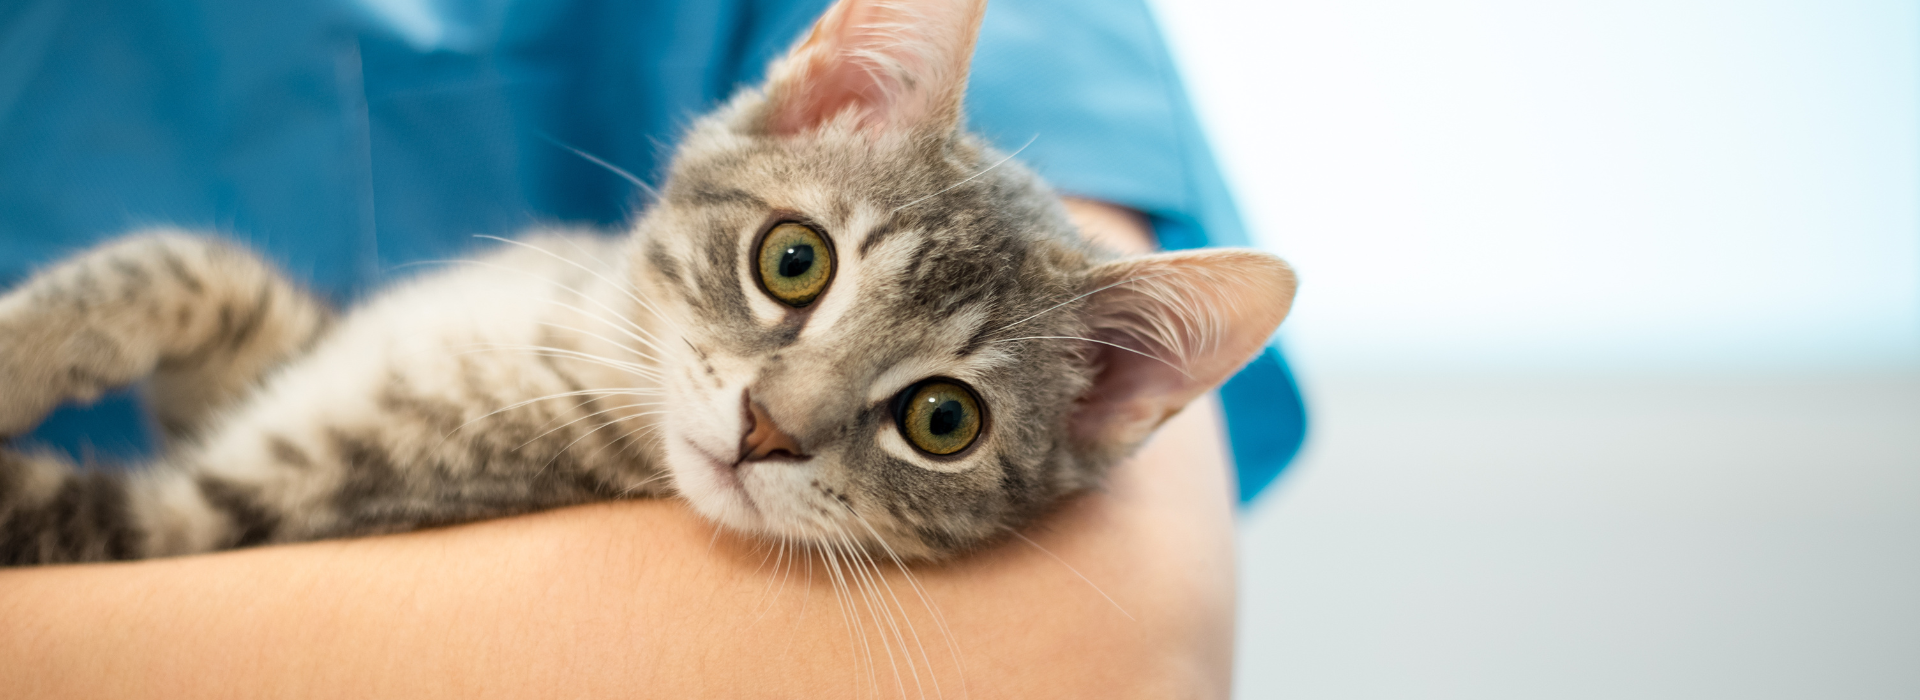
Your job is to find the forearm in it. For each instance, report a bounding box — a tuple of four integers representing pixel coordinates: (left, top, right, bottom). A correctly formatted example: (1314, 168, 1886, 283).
(0, 400, 1234, 698)
(0, 199, 1239, 698)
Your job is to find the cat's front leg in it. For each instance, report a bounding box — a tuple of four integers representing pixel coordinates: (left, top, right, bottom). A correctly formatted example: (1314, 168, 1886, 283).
(0, 230, 331, 440)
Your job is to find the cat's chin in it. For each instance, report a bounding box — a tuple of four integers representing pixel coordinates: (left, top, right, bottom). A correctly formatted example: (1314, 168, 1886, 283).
(663, 437, 766, 534)
(662, 435, 872, 550)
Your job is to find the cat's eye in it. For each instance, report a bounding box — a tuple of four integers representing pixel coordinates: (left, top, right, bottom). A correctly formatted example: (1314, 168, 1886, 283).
(894, 379, 984, 456)
(754, 222, 834, 307)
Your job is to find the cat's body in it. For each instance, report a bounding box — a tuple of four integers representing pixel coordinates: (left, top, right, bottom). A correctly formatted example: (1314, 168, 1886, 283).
(0, 0, 1294, 566)
(0, 230, 665, 560)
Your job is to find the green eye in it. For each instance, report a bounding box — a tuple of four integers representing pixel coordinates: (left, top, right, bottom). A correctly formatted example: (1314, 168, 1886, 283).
(895, 380, 984, 456)
(755, 222, 834, 307)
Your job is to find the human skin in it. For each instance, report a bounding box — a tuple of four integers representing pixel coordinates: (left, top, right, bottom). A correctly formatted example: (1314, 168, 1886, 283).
(0, 199, 1239, 698)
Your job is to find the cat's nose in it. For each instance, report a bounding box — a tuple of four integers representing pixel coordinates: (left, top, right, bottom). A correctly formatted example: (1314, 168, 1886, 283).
(738, 392, 808, 464)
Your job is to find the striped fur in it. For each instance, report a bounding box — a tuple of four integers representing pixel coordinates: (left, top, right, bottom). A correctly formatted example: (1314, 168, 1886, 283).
(0, 0, 1294, 565)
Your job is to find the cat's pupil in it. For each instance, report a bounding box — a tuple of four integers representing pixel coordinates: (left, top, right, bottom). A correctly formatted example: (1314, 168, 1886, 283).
(779, 245, 815, 278)
(927, 398, 963, 436)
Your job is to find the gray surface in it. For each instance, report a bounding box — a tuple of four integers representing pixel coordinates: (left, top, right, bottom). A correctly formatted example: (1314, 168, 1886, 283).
(1234, 374, 1920, 699)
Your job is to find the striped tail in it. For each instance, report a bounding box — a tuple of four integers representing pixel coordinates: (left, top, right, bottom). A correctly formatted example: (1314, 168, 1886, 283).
(0, 448, 147, 565)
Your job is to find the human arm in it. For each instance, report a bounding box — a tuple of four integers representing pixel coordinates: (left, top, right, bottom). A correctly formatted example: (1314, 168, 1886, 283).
(0, 201, 1239, 699)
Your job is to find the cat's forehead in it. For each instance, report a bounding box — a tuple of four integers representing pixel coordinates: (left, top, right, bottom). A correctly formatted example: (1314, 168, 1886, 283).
(652, 128, 1085, 400)
(667, 127, 1080, 305)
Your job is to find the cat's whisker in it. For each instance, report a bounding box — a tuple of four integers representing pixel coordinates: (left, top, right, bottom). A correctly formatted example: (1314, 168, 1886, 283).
(599, 421, 664, 465)
(774, 539, 802, 622)
(749, 537, 781, 587)
(838, 536, 907, 700)
(535, 132, 660, 199)
(798, 518, 860, 689)
(891, 134, 1036, 216)
(820, 540, 874, 695)
(846, 509, 966, 699)
(776, 541, 800, 622)
(471, 388, 655, 415)
(529, 285, 672, 348)
(1008, 531, 1135, 622)
(467, 344, 664, 381)
(496, 352, 659, 382)
(607, 290, 686, 347)
(450, 238, 688, 357)
(834, 527, 931, 700)
(592, 409, 670, 468)
(612, 471, 673, 497)
(829, 525, 920, 700)
(463, 341, 658, 373)
(554, 234, 678, 331)
(529, 389, 641, 439)
(990, 271, 1180, 335)
(533, 233, 691, 345)
(536, 292, 673, 348)
(515, 400, 663, 451)
(836, 516, 943, 700)
(831, 530, 898, 699)
(817, 545, 856, 693)
(537, 300, 670, 355)
(534, 409, 668, 478)
(745, 536, 785, 623)
(432, 388, 655, 448)
(989, 335, 1192, 378)
(409, 255, 675, 346)
(534, 321, 666, 365)
(541, 406, 668, 471)
(779, 542, 815, 659)
(504, 393, 601, 437)
(609, 423, 670, 465)
(833, 537, 888, 700)
(453, 346, 657, 380)
(748, 536, 801, 628)
(536, 279, 676, 350)
(380, 258, 472, 274)
(474, 235, 690, 339)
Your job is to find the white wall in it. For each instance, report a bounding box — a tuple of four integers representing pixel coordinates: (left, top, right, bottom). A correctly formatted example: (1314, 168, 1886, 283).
(1141, 3, 1920, 697)
(1150, 0, 1919, 375)
(1230, 375, 1920, 699)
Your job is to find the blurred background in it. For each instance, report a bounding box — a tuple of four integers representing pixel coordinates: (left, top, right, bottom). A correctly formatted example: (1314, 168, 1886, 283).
(1143, 0, 1920, 697)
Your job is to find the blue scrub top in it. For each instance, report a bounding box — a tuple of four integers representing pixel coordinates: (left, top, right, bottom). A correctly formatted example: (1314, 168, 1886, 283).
(0, 0, 1305, 501)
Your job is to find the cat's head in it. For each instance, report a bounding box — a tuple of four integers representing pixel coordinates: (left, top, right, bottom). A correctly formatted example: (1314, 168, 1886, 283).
(630, 0, 1295, 559)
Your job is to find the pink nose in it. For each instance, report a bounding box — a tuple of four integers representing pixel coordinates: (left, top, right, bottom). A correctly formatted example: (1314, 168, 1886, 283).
(738, 393, 807, 463)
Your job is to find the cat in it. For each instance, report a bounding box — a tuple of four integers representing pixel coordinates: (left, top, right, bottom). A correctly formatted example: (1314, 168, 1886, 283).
(0, 0, 1294, 566)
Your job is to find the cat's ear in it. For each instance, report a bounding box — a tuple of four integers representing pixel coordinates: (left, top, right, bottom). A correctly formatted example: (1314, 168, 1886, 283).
(1070, 249, 1297, 451)
(758, 0, 988, 136)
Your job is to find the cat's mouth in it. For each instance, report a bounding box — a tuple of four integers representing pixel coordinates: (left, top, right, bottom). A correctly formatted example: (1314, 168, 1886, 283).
(674, 437, 763, 521)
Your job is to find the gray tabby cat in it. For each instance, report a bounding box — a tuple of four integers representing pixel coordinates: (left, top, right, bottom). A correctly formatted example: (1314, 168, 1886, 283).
(0, 0, 1294, 566)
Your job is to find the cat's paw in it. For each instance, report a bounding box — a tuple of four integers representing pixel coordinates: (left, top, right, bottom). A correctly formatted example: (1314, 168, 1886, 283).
(0, 328, 71, 439)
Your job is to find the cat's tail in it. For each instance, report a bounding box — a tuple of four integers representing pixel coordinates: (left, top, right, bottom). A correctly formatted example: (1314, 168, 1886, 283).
(0, 447, 175, 565)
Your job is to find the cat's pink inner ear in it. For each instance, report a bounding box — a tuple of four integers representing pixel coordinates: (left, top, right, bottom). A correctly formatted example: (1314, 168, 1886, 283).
(761, 0, 987, 136)
(1070, 249, 1298, 450)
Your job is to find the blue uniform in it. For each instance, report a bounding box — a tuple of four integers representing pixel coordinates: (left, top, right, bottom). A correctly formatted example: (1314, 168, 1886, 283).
(0, 0, 1305, 501)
